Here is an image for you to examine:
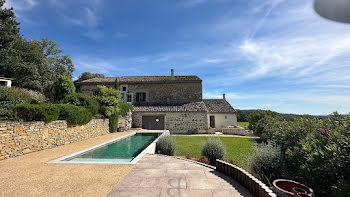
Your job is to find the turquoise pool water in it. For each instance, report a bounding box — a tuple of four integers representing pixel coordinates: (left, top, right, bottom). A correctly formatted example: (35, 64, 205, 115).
(64, 133, 161, 162)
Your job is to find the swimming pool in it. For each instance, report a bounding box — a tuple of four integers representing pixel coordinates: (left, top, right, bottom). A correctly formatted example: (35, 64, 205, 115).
(49, 132, 166, 164)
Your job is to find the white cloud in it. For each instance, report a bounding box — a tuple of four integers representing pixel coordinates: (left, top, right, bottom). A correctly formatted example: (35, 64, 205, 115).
(4, 0, 37, 10)
(114, 32, 129, 39)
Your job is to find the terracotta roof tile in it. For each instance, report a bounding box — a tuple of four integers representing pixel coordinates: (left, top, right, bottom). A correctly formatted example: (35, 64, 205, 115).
(203, 99, 236, 113)
(78, 76, 201, 84)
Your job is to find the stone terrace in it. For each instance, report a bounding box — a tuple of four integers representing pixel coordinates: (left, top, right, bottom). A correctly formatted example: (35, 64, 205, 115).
(107, 154, 253, 197)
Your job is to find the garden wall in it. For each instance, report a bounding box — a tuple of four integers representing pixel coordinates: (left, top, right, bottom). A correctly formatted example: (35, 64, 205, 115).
(0, 119, 109, 160)
(216, 160, 277, 197)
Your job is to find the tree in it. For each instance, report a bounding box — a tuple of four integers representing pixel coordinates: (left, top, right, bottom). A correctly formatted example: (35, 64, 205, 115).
(35, 37, 74, 77)
(76, 72, 105, 82)
(75, 72, 105, 91)
(94, 85, 122, 132)
(0, 0, 20, 48)
(53, 75, 75, 101)
(248, 109, 281, 136)
(0, 4, 74, 98)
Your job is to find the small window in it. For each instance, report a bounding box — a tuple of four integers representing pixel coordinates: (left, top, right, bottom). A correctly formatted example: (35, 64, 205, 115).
(136, 92, 146, 102)
(225, 116, 227, 119)
(120, 85, 128, 92)
(127, 94, 133, 103)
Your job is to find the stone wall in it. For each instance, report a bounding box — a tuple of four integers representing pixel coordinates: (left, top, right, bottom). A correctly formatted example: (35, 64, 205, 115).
(208, 113, 237, 131)
(125, 82, 202, 104)
(79, 82, 202, 104)
(118, 112, 132, 131)
(132, 111, 208, 133)
(80, 83, 113, 96)
(0, 119, 109, 160)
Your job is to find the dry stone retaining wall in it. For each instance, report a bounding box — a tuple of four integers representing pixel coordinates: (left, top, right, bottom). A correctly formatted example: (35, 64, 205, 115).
(0, 119, 109, 160)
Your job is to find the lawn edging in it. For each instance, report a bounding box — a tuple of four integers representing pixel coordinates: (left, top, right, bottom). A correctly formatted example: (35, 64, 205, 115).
(216, 160, 277, 197)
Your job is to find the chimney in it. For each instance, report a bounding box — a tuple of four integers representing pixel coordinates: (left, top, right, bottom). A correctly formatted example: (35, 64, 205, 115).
(171, 69, 174, 79)
(223, 93, 226, 100)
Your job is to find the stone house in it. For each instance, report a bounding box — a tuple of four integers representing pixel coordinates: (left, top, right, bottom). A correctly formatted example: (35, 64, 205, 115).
(78, 69, 237, 133)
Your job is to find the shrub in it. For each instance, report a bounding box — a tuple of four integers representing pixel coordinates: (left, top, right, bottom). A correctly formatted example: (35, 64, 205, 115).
(0, 87, 46, 120)
(62, 93, 99, 115)
(248, 141, 284, 183)
(94, 85, 121, 117)
(109, 113, 118, 133)
(119, 103, 133, 117)
(58, 104, 92, 125)
(15, 104, 60, 123)
(248, 109, 281, 136)
(201, 138, 226, 166)
(53, 75, 75, 101)
(156, 135, 176, 156)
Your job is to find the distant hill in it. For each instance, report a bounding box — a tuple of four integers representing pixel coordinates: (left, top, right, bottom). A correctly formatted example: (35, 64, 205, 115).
(236, 109, 331, 122)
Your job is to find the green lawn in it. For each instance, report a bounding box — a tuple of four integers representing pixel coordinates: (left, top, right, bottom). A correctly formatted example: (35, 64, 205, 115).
(172, 136, 256, 168)
(238, 122, 249, 129)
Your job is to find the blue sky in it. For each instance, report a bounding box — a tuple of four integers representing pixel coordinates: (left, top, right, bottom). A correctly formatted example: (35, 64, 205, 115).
(5, 0, 350, 115)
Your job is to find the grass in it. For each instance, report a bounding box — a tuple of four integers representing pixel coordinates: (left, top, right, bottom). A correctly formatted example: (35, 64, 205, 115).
(238, 122, 249, 129)
(172, 136, 257, 168)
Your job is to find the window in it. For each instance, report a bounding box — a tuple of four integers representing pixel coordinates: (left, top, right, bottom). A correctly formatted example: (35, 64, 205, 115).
(136, 92, 146, 102)
(127, 94, 133, 103)
(120, 85, 128, 92)
(225, 116, 227, 119)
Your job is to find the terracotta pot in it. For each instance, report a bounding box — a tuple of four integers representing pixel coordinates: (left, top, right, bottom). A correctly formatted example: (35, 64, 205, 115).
(292, 187, 306, 197)
(272, 179, 314, 197)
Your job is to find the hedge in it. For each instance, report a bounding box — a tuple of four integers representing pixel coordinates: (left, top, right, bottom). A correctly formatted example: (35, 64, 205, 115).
(62, 93, 99, 115)
(15, 104, 93, 124)
(0, 87, 46, 120)
(15, 104, 60, 123)
(58, 104, 93, 125)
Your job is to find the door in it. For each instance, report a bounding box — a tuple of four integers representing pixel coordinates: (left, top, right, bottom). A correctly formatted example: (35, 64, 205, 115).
(210, 115, 215, 128)
(142, 116, 165, 130)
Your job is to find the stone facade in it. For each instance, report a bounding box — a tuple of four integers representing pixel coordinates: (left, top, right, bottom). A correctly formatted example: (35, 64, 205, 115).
(80, 83, 114, 96)
(0, 119, 109, 160)
(207, 113, 237, 131)
(132, 111, 208, 133)
(80, 82, 202, 104)
(123, 82, 202, 104)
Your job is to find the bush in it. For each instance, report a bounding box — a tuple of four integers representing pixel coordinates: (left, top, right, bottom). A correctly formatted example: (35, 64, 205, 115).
(248, 109, 281, 136)
(58, 104, 92, 125)
(248, 141, 284, 183)
(256, 112, 350, 196)
(15, 104, 92, 125)
(156, 135, 176, 156)
(15, 104, 60, 123)
(119, 103, 133, 117)
(0, 87, 46, 120)
(201, 138, 226, 166)
(94, 85, 121, 117)
(62, 93, 99, 115)
(53, 75, 75, 101)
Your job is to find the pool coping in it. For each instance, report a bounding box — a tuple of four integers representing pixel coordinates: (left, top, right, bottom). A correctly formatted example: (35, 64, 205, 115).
(48, 130, 169, 165)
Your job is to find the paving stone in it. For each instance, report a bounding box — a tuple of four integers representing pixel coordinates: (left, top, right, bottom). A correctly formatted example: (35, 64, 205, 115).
(166, 169, 207, 179)
(187, 178, 234, 190)
(160, 188, 213, 197)
(108, 154, 252, 197)
(139, 177, 187, 189)
(107, 187, 162, 197)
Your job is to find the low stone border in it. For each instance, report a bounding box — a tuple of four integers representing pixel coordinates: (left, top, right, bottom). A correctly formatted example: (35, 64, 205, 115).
(216, 160, 277, 197)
